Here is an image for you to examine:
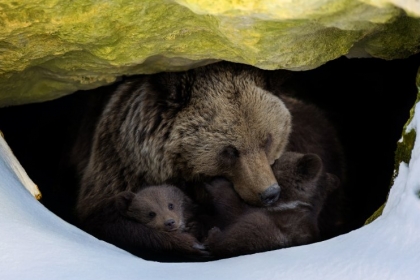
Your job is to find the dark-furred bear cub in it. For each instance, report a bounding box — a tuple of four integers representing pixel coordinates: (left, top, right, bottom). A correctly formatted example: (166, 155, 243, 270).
(204, 152, 339, 259)
(111, 184, 208, 260)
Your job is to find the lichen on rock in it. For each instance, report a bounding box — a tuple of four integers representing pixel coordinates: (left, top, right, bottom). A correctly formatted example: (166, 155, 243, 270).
(1, 0, 420, 106)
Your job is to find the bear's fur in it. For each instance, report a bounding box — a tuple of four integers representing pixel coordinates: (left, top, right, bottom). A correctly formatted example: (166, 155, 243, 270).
(204, 152, 340, 259)
(72, 61, 346, 258)
(275, 95, 348, 239)
(92, 184, 208, 261)
(113, 185, 208, 257)
(116, 185, 196, 233)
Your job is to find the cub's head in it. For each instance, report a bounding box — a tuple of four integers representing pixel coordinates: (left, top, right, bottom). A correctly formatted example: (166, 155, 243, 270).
(150, 62, 292, 206)
(115, 185, 189, 232)
(272, 152, 340, 211)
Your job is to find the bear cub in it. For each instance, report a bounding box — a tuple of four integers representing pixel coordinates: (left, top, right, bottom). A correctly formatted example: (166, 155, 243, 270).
(204, 152, 340, 259)
(111, 184, 208, 260)
(116, 185, 195, 232)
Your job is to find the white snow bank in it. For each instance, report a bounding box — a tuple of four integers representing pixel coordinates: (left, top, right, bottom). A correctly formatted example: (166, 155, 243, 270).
(1, 104, 420, 280)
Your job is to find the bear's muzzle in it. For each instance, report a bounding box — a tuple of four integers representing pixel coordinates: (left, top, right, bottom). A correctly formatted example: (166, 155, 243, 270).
(230, 150, 280, 206)
(259, 184, 281, 206)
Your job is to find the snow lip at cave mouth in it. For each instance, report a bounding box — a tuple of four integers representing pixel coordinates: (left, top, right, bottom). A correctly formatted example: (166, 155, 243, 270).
(0, 102, 420, 279)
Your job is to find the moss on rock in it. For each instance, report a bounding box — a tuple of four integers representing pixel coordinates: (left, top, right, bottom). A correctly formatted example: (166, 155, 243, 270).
(1, 0, 420, 106)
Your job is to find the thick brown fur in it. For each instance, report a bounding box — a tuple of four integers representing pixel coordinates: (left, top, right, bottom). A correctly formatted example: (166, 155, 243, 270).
(72, 61, 346, 258)
(116, 185, 197, 233)
(204, 152, 340, 259)
(76, 62, 293, 207)
(280, 95, 347, 239)
(113, 185, 208, 257)
(87, 185, 208, 261)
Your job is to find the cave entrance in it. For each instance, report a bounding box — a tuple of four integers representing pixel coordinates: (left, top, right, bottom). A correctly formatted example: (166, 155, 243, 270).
(0, 54, 419, 253)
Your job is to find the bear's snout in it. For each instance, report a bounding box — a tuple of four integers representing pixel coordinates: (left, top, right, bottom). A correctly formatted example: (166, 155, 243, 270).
(259, 184, 281, 206)
(230, 150, 280, 206)
(164, 219, 176, 231)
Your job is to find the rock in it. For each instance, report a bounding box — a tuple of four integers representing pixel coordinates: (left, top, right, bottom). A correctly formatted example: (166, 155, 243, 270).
(0, 1, 419, 106)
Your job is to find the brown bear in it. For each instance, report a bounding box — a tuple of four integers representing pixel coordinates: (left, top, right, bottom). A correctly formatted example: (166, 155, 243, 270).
(115, 185, 197, 233)
(91, 184, 208, 261)
(71, 61, 346, 259)
(204, 152, 340, 259)
(112, 184, 208, 259)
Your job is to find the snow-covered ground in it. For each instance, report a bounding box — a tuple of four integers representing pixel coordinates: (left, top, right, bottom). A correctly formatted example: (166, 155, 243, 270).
(1, 103, 420, 280)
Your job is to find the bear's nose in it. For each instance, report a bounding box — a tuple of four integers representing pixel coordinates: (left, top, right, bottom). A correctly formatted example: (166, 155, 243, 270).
(164, 219, 176, 231)
(259, 184, 281, 206)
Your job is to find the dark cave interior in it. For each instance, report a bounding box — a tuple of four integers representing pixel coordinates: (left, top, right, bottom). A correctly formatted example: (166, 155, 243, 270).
(0, 53, 419, 252)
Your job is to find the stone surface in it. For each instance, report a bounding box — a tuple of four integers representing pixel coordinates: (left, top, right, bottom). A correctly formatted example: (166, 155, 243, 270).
(0, 0, 420, 106)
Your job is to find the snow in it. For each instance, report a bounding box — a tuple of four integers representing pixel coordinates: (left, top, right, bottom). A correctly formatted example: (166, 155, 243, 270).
(1, 104, 420, 280)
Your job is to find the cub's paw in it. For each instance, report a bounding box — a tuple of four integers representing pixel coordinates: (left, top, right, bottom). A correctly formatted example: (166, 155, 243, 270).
(185, 221, 199, 233)
(208, 226, 222, 235)
(193, 242, 210, 256)
(205, 226, 222, 243)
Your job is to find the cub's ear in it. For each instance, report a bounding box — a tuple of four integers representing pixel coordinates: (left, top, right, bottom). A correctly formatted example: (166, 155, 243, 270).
(296, 153, 323, 181)
(115, 191, 136, 213)
(325, 173, 340, 193)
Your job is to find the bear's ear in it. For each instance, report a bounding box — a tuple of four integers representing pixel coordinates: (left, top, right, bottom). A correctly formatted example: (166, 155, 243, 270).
(115, 191, 136, 213)
(148, 71, 192, 108)
(296, 153, 323, 181)
(325, 173, 340, 194)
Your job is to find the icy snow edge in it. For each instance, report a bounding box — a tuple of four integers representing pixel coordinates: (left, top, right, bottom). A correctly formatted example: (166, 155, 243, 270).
(0, 104, 419, 279)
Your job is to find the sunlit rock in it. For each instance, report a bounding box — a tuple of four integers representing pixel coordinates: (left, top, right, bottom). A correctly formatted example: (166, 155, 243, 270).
(0, 0, 419, 106)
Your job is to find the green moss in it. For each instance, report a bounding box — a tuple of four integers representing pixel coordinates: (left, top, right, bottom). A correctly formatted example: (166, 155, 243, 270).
(1, 1, 420, 106)
(365, 14, 420, 59)
(364, 203, 385, 225)
(394, 129, 417, 179)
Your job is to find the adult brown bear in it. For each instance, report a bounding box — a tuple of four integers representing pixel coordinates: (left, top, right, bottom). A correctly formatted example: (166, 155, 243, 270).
(71, 61, 346, 259)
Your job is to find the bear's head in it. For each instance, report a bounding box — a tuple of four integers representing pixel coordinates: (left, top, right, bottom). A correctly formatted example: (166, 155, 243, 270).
(271, 152, 340, 211)
(115, 185, 189, 232)
(148, 62, 292, 206)
(205, 152, 339, 209)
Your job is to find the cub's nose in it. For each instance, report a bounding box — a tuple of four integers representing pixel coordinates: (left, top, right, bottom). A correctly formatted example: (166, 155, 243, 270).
(259, 184, 280, 206)
(164, 219, 176, 231)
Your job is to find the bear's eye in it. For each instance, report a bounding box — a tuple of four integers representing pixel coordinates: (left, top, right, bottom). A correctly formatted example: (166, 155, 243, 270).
(220, 145, 240, 159)
(168, 203, 174, 210)
(219, 145, 240, 166)
(148, 211, 156, 218)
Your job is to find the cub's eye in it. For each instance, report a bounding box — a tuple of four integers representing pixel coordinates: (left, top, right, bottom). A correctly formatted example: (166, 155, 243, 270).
(168, 203, 174, 210)
(148, 212, 156, 218)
